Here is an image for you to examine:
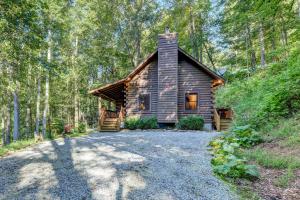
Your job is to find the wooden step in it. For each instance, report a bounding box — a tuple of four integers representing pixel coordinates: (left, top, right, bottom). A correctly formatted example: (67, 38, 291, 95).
(220, 119, 232, 131)
(100, 129, 119, 132)
(103, 121, 118, 125)
(104, 118, 118, 122)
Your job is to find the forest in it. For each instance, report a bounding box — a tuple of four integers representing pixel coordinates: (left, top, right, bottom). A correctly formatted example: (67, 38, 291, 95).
(0, 0, 299, 198)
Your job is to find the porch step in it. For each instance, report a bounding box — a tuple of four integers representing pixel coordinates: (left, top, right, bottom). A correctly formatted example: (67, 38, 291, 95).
(104, 118, 118, 122)
(100, 118, 120, 132)
(220, 119, 232, 131)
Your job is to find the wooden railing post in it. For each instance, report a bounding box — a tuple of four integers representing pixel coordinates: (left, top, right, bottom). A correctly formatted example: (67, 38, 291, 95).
(99, 108, 106, 130)
(214, 108, 221, 131)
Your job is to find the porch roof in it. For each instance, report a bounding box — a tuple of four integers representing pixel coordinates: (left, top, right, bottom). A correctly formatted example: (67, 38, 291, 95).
(88, 78, 126, 101)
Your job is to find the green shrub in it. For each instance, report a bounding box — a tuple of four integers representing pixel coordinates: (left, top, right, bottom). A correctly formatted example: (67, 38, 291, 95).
(124, 117, 140, 130)
(138, 117, 158, 129)
(51, 118, 64, 135)
(78, 122, 87, 133)
(226, 125, 263, 148)
(125, 116, 158, 129)
(209, 125, 263, 179)
(176, 115, 204, 130)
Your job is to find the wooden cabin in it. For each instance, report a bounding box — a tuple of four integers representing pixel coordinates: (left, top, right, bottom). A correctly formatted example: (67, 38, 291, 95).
(89, 31, 227, 131)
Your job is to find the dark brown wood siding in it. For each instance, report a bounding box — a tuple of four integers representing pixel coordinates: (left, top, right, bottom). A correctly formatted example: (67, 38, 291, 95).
(157, 33, 178, 123)
(125, 60, 158, 118)
(178, 58, 213, 124)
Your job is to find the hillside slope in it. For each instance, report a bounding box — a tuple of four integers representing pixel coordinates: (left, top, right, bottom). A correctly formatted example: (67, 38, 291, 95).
(214, 44, 300, 199)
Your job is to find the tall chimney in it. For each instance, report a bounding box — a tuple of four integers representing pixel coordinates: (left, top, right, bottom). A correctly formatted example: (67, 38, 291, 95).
(157, 31, 178, 123)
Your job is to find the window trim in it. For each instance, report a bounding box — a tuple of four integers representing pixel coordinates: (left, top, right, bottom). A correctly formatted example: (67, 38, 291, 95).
(138, 93, 151, 112)
(184, 91, 199, 112)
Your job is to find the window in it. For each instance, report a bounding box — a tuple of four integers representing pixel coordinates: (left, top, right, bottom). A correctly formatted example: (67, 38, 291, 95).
(185, 93, 198, 110)
(139, 94, 150, 111)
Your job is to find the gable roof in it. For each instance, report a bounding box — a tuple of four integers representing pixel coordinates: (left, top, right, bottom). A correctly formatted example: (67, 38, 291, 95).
(89, 48, 224, 96)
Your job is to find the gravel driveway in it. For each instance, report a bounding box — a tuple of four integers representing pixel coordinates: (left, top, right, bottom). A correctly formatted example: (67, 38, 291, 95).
(0, 131, 237, 200)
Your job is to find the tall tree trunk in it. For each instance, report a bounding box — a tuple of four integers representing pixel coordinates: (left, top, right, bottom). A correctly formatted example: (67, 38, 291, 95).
(25, 104, 31, 138)
(42, 30, 51, 139)
(42, 74, 49, 139)
(203, 42, 216, 71)
(26, 66, 32, 138)
(189, 8, 199, 61)
(280, 17, 288, 46)
(13, 90, 19, 141)
(35, 76, 41, 139)
(1, 107, 6, 145)
(134, 27, 141, 66)
(73, 36, 79, 129)
(259, 22, 266, 67)
(246, 24, 256, 71)
(6, 101, 11, 144)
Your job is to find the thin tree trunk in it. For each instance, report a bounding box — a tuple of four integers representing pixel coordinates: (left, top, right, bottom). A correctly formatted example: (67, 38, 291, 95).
(13, 90, 19, 141)
(42, 74, 49, 139)
(26, 66, 32, 138)
(73, 36, 79, 129)
(35, 76, 41, 139)
(203, 42, 216, 71)
(3, 101, 11, 145)
(280, 17, 288, 46)
(189, 10, 199, 60)
(42, 30, 51, 139)
(25, 105, 31, 138)
(6, 101, 11, 144)
(246, 24, 256, 71)
(259, 22, 266, 67)
(1, 107, 5, 145)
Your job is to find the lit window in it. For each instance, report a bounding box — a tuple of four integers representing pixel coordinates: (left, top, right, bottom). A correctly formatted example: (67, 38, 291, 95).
(139, 94, 150, 111)
(185, 93, 198, 110)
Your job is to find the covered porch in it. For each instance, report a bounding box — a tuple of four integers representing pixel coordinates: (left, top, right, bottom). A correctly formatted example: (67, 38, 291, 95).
(89, 79, 126, 131)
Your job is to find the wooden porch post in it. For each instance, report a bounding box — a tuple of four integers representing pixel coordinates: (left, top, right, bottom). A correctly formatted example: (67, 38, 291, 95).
(98, 97, 102, 128)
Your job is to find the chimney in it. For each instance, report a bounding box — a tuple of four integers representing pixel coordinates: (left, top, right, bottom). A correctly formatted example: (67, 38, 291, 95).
(157, 30, 178, 124)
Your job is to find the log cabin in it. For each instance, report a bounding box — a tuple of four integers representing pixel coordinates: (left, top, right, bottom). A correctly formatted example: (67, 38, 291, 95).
(89, 31, 227, 131)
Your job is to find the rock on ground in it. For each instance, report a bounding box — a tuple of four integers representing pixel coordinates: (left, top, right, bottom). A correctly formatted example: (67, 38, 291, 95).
(0, 131, 237, 200)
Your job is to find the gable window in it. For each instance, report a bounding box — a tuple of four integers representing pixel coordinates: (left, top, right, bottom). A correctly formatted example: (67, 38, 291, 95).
(139, 94, 150, 111)
(185, 93, 198, 110)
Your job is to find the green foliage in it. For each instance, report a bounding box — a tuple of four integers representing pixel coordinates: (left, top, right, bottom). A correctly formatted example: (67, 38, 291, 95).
(210, 125, 263, 179)
(226, 125, 263, 148)
(137, 117, 158, 129)
(78, 122, 87, 133)
(51, 118, 65, 135)
(216, 44, 300, 129)
(124, 117, 140, 130)
(176, 115, 204, 130)
(124, 116, 158, 130)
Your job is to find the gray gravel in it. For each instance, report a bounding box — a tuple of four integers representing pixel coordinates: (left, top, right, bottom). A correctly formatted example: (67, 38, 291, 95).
(0, 131, 237, 200)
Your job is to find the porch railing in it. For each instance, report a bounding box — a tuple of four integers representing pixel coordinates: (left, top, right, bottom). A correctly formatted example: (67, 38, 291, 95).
(213, 108, 221, 131)
(99, 107, 125, 130)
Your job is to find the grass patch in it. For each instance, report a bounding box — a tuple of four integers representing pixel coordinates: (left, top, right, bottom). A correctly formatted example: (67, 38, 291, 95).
(274, 166, 295, 188)
(0, 130, 93, 157)
(261, 113, 300, 140)
(0, 139, 35, 157)
(280, 134, 300, 147)
(244, 148, 300, 169)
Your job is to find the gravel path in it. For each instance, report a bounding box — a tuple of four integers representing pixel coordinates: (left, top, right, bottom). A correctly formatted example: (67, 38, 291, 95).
(0, 131, 237, 200)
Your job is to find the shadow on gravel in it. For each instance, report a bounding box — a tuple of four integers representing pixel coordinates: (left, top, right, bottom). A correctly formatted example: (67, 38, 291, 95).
(48, 138, 92, 199)
(0, 138, 92, 200)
